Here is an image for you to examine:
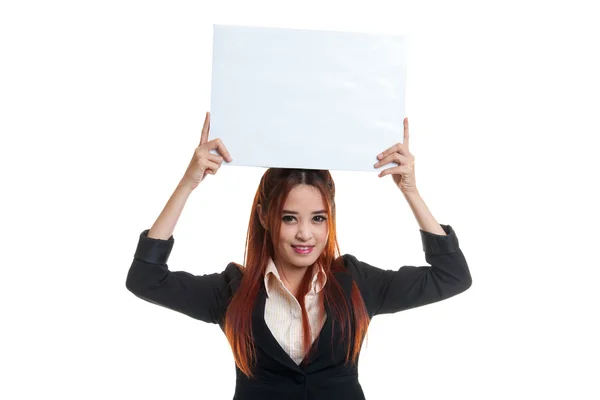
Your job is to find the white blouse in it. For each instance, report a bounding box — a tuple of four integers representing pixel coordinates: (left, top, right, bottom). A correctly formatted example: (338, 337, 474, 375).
(263, 257, 328, 365)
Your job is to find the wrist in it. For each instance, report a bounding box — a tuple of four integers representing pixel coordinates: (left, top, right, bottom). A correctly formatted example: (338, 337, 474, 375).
(402, 188, 420, 197)
(177, 179, 197, 193)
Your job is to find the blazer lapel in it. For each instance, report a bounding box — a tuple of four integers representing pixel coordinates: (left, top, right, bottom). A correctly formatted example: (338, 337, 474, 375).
(302, 270, 354, 373)
(252, 270, 354, 374)
(252, 284, 304, 374)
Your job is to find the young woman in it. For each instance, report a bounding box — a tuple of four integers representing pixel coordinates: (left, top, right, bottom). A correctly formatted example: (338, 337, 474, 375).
(126, 112, 472, 399)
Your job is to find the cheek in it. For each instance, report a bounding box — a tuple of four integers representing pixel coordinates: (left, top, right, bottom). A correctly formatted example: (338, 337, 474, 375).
(319, 228, 329, 245)
(278, 227, 293, 244)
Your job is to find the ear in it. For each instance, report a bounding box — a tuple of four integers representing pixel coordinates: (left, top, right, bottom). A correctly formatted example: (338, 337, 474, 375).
(257, 204, 268, 231)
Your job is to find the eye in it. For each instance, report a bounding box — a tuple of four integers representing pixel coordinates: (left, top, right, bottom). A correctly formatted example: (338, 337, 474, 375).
(282, 215, 327, 223)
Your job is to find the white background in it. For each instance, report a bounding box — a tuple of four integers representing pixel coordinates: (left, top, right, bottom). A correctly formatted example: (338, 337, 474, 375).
(1, 1, 599, 399)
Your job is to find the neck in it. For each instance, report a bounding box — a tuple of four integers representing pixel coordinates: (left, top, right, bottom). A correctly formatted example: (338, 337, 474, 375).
(274, 257, 314, 297)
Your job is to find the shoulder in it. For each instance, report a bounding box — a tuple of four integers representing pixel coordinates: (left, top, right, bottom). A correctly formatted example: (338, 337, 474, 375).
(336, 253, 394, 295)
(222, 262, 244, 291)
(334, 253, 373, 291)
(334, 254, 382, 316)
(337, 253, 372, 280)
(225, 261, 244, 277)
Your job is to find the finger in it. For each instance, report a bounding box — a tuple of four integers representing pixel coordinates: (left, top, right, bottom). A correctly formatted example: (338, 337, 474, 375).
(378, 166, 399, 178)
(403, 117, 409, 148)
(203, 159, 219, 174)
(207, 138, 233, 162)
(377, 142, 406, 160)
(204, 153, 224, 165)
(375, 153, 407, 168)
(200, 112, 210, 146)
(378, 165, 404, 178)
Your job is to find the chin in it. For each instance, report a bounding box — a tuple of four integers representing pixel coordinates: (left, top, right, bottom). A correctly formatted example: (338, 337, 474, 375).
(285, 248, 321, 267)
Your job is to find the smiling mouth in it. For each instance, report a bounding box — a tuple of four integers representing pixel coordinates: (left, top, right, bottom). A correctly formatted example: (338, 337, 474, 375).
(291, 245, 314, 254)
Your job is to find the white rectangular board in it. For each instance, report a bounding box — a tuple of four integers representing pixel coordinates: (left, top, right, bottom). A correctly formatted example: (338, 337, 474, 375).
(209, 24, 408, 172)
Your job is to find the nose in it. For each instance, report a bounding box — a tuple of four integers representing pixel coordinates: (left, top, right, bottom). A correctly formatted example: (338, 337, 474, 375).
(296, 223, 312, 241)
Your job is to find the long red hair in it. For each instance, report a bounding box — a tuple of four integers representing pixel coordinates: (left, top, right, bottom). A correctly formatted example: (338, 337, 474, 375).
(224, 168, 370, 379)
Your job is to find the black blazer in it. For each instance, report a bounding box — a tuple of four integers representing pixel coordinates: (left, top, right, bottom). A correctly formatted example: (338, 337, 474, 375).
(126, 223, 472, 400)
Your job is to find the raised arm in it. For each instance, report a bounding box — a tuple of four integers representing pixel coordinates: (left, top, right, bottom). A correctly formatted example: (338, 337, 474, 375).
(147, 111, 232, 240)
(346, 224, 472, 317)
(125, 111, 237, 324)
(125, 230, 241, 324)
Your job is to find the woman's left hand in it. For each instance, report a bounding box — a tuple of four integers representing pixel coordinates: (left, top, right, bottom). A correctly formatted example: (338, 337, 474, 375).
(374, 117, 418, 194)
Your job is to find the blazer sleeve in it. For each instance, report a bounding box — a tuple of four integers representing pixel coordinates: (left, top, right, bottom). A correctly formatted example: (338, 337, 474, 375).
(346, 224, 472, 317)
(125, 229, 242, 325)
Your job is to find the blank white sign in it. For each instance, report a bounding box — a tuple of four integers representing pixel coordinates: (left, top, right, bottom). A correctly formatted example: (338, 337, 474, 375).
(209, 24, 407, 172)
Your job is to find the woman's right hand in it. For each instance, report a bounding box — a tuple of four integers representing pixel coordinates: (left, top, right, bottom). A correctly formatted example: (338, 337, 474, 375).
(181, 111, 233, 190)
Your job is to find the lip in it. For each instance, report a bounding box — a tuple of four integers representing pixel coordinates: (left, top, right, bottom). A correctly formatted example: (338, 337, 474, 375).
(291, 245, 314, 254)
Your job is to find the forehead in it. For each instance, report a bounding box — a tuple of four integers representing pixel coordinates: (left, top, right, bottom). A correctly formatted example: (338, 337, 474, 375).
(284, 184, 325, 209)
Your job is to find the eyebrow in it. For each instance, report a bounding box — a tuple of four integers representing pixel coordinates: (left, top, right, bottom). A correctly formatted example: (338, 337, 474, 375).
(282, 209, 327, 215)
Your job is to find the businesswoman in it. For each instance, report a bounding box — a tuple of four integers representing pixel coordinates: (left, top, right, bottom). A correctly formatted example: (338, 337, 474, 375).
(126, 112, 472, 399)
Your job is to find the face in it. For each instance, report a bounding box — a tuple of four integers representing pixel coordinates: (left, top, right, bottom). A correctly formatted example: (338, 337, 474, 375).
(259, 184, 329, 271)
